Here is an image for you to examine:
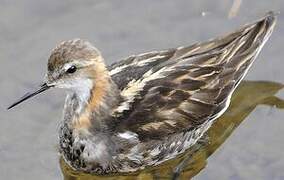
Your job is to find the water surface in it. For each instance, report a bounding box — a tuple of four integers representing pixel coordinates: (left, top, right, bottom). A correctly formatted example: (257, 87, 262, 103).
(0, 1, 283, 179)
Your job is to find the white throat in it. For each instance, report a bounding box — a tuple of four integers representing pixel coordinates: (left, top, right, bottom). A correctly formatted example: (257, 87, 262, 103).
(67, 78, 94, 114)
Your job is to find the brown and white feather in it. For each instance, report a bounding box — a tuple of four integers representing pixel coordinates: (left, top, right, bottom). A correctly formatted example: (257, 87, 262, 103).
(109, 13, 276, 141)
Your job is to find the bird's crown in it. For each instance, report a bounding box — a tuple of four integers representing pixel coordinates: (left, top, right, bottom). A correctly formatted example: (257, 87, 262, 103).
(47, 39, 101, 72)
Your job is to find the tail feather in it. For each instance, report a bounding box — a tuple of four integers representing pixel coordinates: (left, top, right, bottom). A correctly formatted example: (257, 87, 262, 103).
(224, 12, 276, 88)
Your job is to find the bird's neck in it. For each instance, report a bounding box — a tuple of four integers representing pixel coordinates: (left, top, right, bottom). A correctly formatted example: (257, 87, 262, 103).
(64, 70, 120, 134)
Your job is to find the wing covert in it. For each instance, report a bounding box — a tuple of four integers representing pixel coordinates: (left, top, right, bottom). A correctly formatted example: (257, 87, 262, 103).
(109, 13, 276, 141)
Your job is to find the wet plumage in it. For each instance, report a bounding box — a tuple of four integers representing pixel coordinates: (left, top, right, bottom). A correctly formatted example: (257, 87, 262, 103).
(8, 12, 276, 174)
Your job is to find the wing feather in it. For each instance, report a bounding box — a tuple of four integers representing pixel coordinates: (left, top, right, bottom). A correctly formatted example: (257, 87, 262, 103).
(109, 13, 276, 140)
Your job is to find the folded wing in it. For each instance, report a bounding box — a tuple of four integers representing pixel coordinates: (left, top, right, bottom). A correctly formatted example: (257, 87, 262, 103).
(109, 13, 276, 141)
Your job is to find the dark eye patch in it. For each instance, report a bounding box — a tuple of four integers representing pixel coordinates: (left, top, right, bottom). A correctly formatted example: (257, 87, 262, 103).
(66, 65, 77, 74)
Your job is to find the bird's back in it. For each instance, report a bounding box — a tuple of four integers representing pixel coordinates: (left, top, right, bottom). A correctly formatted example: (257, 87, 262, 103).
(108, 12, 276, 142)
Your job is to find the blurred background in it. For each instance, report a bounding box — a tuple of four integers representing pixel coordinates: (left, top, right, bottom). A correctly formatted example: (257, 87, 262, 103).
(0, 0, 283, 179)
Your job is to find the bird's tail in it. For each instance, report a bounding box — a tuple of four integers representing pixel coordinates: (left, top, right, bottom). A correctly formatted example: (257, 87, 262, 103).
(224, 11, 277, 87)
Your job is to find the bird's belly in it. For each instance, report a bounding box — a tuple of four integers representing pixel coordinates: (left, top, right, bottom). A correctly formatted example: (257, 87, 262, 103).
(58, 117, 215, 174)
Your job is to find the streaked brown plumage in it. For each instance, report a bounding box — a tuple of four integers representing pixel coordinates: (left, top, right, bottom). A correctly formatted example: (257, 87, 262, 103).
(8, 12, 276, 174)
(110, 12, 276, 140)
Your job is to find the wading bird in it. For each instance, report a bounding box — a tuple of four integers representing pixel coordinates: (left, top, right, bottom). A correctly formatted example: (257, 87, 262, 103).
(8, 12, 276, 174)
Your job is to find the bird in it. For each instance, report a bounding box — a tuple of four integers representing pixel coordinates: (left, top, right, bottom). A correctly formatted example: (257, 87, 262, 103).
(8, 12, 276, 174)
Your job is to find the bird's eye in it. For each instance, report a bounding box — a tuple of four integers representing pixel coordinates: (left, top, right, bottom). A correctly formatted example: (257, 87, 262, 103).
(66, 65, 77, 74)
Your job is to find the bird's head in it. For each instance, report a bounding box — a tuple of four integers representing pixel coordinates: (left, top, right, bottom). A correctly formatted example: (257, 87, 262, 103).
(8, 39, 109, 109)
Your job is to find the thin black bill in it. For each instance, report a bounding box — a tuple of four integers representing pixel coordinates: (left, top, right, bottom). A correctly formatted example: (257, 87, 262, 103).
(7, 83, 52, 110)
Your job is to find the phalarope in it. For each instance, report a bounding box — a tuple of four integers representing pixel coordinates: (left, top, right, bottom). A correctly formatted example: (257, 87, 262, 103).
(8, 12, 276, 174)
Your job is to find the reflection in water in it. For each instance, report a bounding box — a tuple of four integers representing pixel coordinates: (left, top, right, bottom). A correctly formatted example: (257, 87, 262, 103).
(60, 81, 284, 180)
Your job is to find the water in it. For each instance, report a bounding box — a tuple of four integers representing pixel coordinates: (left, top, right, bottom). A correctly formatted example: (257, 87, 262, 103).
(0, 1, 283, 179)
